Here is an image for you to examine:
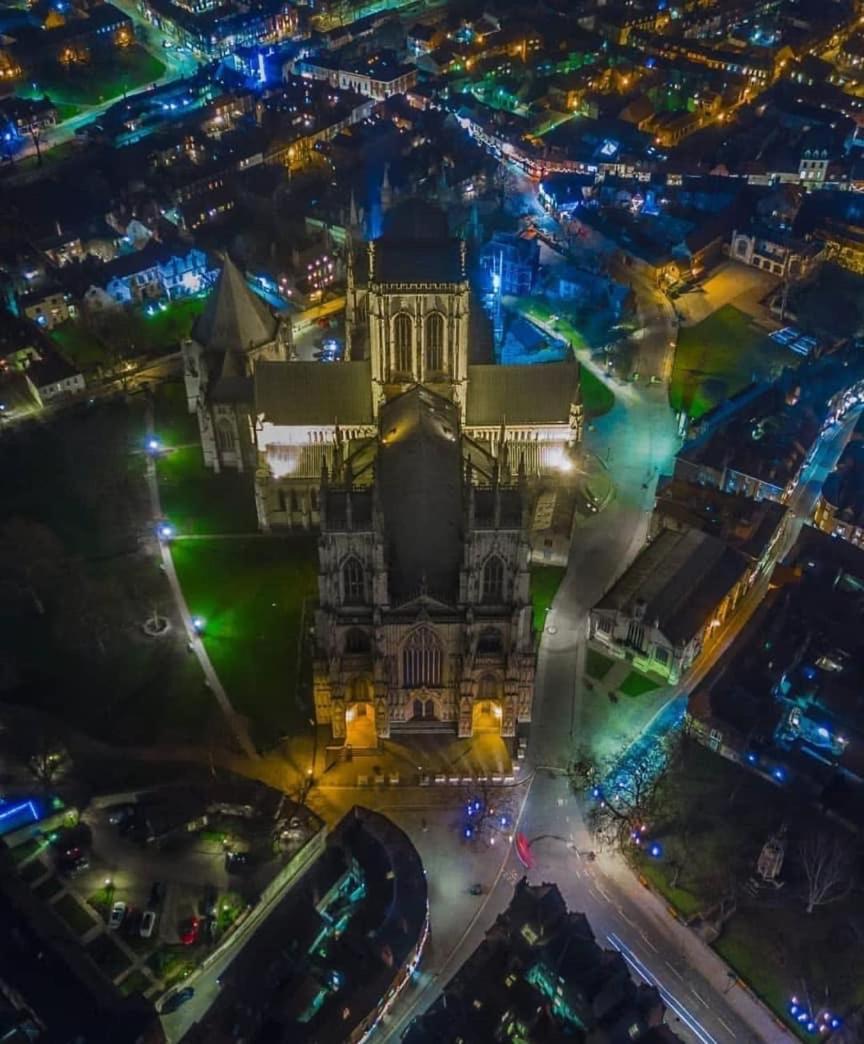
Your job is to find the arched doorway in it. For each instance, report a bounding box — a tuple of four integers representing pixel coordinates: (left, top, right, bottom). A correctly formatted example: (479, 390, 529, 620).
(345, 677, 375, 747)
(411, 696, 438, 721)
(472, 675, 503, 733)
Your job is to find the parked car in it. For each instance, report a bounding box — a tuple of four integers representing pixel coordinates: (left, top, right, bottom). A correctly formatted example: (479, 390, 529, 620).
(140, 910, 157, 938)
(202, 885, 217, 918)
(160, 986, 195, 1014)
(107, 803, 135, 826)
(109, 901, 127, 930)
(180, 916, 201, 946)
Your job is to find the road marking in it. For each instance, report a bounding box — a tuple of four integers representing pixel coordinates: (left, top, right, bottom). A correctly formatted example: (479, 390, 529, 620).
(638, 930, 658, 952)
(690, 988, 709, 1007)
(594, 883, 610, 901)
(717, 1017, 737, 1037)
(664, 961, 683, 979)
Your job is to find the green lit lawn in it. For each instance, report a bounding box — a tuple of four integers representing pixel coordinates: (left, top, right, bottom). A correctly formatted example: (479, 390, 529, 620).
(585, 648, 615, 680)
(51, 320, 111, 370)
(581, 368, 615, 418)
(530, 565, 566, 635)
(153, 380, 200, 447)
(157, 446, 258, 535)
(138, 296, 205, 353)
(171, 538, 319, 743)
(27, 46, 166, 108)
(670, 305, 791, 419)
(618, 671, 662, 698)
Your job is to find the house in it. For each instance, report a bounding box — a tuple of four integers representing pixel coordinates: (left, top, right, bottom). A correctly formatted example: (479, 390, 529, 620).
(85, 242, 212, 306)
(18, 285, 76, 330)
(590, 527, 751, 684)
(0, 310, 85, 404)
(479, 231, 540, 295)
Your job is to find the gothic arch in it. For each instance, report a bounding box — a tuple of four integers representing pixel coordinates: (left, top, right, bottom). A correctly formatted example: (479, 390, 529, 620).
(481, 554, 506, 604)
(425, 311, 446, 374)
(402, 626, 443, 688)
(216, 417, 235, 451)
(392, 312, 413, 375)
(341, 555, 366, 605)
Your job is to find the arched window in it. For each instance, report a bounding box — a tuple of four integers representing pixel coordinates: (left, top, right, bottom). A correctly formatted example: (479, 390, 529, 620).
(393, 312, 413, 375)
(425, 312, 445, 373)
(478, 627, 503, 654)
(481, 556, 505, 603)
(216, 420, 235, 451)
(402, 627, 442, 688)
(345, 627, 371, 654)
(479, 674, 500, 701)
(342, 556, 366, 605)
(349, 676, 371, 702)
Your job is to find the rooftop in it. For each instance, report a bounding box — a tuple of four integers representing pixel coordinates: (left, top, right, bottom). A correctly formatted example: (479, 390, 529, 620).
(466, 361, 580, 427)
(255, 360, 372, 427)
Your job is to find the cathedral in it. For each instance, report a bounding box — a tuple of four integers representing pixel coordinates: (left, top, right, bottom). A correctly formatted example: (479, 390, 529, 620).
(182, 200, 583, 740)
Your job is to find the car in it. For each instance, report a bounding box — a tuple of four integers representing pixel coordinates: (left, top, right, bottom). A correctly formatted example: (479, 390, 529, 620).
(180, 916, 201, 946)
(148, 881, 166, 908)
(202, 885, 217, 918)
(107, 803, 135, 826)
(225, 850, 249, 870)
(109, 901, 127, 930)
(140, 910, 157, 938)
(160, 986, 195, 1014)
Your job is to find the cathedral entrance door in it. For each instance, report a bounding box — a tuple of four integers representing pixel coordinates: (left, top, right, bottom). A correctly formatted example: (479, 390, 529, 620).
(346, 700, 376, 747)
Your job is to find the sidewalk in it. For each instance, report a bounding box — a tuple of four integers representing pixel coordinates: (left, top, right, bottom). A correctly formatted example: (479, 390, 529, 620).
(598, 851, 795, 1043)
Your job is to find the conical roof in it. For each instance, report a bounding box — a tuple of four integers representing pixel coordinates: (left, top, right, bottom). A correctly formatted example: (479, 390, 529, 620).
(192, 255, 278, 355)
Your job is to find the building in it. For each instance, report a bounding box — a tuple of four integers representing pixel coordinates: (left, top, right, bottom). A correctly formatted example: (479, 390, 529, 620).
(404, 877, 684, 1043)
(688, 527, 864, 822)
(291, 52, 417, 100)
(185, 201, 583, 531)
(313, 385, 536, 742)
(86, 242, 212, 307)
(479, 231, 540, 296)
(590, 526, 751, 684)
(185, 806, 428, 1044)
(814, 410, 864, 546)
(0, 310, 85, 405)
(182, 255, 292, 473)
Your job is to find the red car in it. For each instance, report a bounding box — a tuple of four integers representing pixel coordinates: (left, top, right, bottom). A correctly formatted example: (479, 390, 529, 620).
(180, 916, 201, 946)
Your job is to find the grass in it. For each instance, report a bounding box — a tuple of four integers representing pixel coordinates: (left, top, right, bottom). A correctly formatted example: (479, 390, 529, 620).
(51, 320, 111, 370)
(670, 305, 791, 419)
(153, 380, 201, 448)
(618, 671, 663, 698)
(118, 969, 153, 997)
(33, 875, 64, 901)
(635, 741, 864, 1037)
(581, 367, 615, 418)
(19, 858, 47, 884)
(86, 933, 133, 981)
(157, 446, 258, 535)
(172, 537, 319, 744)
(10, 838, 41, 865)
(138, 296, 205, 353)
(585, 648, 615, 680)
(54, 893, 98, 936)
(147, 946, 196, 987)
(530, 565, 566, 634)
(25, 45, 165, 108)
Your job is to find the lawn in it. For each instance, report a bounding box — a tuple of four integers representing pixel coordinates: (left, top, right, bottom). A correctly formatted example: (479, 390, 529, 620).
(147, 946, 196, 987)
(118, 969, 153, 997)
(157, 446, 258, 535)
(634, 741, 864, 1037)
(54, 893, 98, 936)
(51, 320, 111, 371)
(530, 565, 566, 635)
(618, 671, 663, 698)
(86, 933, 132, 981)
(670, 305, 792, 419)
(171, 537, 319, 744)
(153, 380, 201, 448)
(137, 296, 205, 353)
(585, 648, 615, 681)
(33, 875, 64, 901)
(27, 45, 165, 108)
(581, 367, 615, 418)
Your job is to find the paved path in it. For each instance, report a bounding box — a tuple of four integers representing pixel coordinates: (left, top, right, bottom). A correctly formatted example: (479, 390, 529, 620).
(143, 402, 258, 760)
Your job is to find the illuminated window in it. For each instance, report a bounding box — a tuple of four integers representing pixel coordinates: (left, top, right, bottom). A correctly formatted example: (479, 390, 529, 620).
(402, 627, 442, 688)
(342, 556, 366, 605)
(425, 311, 445, 372)
(393, 312, 412, 374)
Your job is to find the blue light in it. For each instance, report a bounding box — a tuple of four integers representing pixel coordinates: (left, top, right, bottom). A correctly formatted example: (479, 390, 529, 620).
(817, 727, 829, 739)
(147, 437, 161, 452)
(831, 1018, 841, 1029)
(802, 665, 817, 680)
(192, 616, 206, 634)
(158, 523, 174, 541)
(790, 1005, 799, 1016)
(649, 842, 662, 858)
(591, 786, 601, 799)
(500, 816, 508, 827)
(773, 767, 786, 782)
(746, 752, 758, 764)
(0, 800, 39, 823)
(464, 827, 473, 839)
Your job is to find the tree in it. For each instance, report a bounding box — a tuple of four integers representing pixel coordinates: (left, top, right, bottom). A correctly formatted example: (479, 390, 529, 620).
(0, 517, 65, 616)
(7, 719, 66, 789)
(568, 731, 683, 850)
(799, 833, 853, 915)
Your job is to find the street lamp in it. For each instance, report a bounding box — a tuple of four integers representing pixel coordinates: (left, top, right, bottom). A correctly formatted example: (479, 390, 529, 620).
(192, 616, 206, 634)
(158, 522, 175, 542)
(147, 436, 162, 455)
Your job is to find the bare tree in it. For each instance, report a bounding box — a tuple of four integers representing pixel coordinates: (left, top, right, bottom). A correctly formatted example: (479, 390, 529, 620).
(799, 834, 853, 915)
(568, 732, 683, 850)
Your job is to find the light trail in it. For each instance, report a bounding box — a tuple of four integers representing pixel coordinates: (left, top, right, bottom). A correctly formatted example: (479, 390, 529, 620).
(607, 932, 721, 1044)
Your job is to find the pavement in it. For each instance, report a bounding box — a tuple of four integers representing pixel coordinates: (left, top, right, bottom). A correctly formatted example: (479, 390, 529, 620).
(674, 262, 780, 328)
